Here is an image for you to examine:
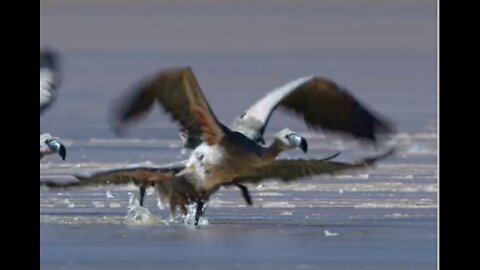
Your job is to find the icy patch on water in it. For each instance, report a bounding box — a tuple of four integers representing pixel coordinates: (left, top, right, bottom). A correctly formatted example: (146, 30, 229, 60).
(392, 132, 437, 140)
(40, 215, 127, 225)
(336, 174, 369, 180)
(262, 201, 296, 208)
(109, 203, 122, 208)
(355, 202, 436, 209)
(251, 182, 437, 193)
(404, 144, 437, 155)
(125, 192, 166, 224)
(257, 192, 283, 196)
(386, 213, 410, 218)
(389, 175, 414, 179)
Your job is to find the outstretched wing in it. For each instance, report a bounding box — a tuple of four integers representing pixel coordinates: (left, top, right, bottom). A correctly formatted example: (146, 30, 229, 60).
(40, 48, 61, 114)
(234, 148, 395, 183)
(41, 162, 185, 188)
(111, 67, 226, 146)
(233, 76, 393, 143)
(41, 161, 255, 207)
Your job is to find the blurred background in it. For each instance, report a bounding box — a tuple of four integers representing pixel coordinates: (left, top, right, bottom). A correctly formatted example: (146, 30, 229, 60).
(40, 0, 436, 153)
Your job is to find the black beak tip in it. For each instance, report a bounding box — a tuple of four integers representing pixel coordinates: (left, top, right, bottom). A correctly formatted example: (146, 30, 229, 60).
(300, 139, 308, 153)
(58, 145, 66, 161)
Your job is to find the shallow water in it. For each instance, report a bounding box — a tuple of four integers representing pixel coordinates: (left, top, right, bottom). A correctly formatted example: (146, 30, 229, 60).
(40, 0, 437, 269)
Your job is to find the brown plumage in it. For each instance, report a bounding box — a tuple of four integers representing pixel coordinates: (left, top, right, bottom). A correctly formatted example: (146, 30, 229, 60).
(80, 67, 396, 224)
(111, 67, 225, 145)
(41, 149, 394, 220)
(237, 76, 394, 143)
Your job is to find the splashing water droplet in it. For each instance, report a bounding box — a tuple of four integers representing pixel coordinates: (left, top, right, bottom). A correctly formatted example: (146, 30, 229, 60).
(125, 192, 166, 225)
(157, 199, 165, 210)
(183, 201, 208, 226)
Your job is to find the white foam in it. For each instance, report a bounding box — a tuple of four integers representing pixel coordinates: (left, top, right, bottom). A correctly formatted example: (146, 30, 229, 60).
(124, 193, 165, 224)
(106, 190, 115, 199)
(183, 202, 209, 226)
(257, 192, 283, 196)
(109, 203, 122, 208)
(92, 201, 105, 208)
(156, 199, 165, 210)
(386, 213, 409, 218)
(354, 202, 436, 209)
(261, 201, 296, 209)
(61, 199, 71, 204)
(324, 230, 339, 237)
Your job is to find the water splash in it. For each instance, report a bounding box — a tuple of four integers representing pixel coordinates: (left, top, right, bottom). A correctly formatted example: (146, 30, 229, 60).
(157, 198, 165, 210)
(125, 192, 166, 224)
(183, 201, 209, 226)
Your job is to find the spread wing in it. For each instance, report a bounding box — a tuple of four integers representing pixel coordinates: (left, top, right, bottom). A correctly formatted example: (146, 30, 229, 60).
(233, 148, 395, 184)
(233, 76, 393, 143)
(41, 162, 185, 188)
(40, 161, 255, 206)
(111, 67, 226, 146)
